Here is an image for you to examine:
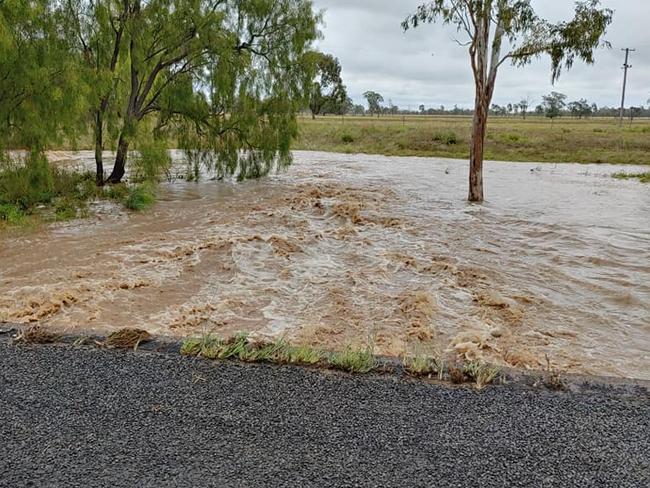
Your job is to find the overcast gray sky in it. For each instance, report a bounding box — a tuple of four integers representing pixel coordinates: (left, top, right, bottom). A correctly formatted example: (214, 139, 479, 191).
(312, 0, 649, 109)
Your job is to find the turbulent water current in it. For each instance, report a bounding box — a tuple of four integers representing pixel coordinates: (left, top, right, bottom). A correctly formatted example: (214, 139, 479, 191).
(1, 151, 648, 379)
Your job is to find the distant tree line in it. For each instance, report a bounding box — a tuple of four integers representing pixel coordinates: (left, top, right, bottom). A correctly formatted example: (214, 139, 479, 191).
(315, 90, 650, 121)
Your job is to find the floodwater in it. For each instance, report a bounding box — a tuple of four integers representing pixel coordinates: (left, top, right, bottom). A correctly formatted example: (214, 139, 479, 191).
(1, 151, 649, 379)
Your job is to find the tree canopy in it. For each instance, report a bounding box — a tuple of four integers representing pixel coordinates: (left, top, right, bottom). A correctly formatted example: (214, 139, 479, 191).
(2, 0, 321, 184)
(308, 52, 348, 118)
(363, 91, 384, 117)
(0, 0, 87, 151)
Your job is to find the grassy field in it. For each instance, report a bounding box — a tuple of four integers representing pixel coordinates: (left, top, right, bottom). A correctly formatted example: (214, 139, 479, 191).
(295, 115, 650, 165)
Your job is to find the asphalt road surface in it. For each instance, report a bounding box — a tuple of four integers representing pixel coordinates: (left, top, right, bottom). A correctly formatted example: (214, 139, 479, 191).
(1, 342, 648, 487)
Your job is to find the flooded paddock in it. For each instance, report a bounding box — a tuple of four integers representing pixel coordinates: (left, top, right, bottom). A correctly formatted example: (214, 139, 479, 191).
(1, 151, 649, 379)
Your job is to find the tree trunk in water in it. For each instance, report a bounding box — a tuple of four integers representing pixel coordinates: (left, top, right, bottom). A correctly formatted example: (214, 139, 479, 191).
(106, 133, 129, 184)
(94, 111, 104, 185)
(468, 103, 487, 202)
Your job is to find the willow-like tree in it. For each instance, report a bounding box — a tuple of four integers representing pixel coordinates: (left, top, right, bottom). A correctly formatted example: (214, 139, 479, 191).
(0, 0, 86, 152)
(63, 0, 320, 184)
(403, 0, 613, 202)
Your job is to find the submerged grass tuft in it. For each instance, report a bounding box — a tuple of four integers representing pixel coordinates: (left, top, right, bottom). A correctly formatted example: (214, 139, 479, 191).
(124, 183, 157, 211)
(612, 171, 650, 183)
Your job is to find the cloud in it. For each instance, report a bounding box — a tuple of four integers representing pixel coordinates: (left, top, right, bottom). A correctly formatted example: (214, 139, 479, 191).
(313, 0, 650, 109)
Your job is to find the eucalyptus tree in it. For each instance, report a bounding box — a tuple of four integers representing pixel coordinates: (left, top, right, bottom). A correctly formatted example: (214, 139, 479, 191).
(308, 53, 347, 118)
(363, 91, 384, 117)
(568, 98, 591, 119)
(403, 0, 613, 202)
(542, 91, 567, 122)
(518, 98, 529, 119)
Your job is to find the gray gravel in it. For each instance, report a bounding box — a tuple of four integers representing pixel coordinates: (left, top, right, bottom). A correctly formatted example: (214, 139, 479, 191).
(0, 343, 648, 488)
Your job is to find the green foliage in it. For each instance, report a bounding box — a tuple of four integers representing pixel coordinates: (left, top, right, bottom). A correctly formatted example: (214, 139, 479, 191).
(341, 134, 354, 143)
(4, 0, 320, 186)
(0, 152, 99, 224)
(0, 153, 55, 209)
(124, 184, 157, 211)
(403, 1, 613, 83)
(0, 0, 88, 150)
(132, 141, 172, 183)
(309, 52, 348, 117)
(542, 92, 568, 120)
(363, 91, 384, 116)
(433, 131, 457, 145)
(105, 183, 130, 202)
(53, 197, 80, 221)
(0, 204, 25, 225)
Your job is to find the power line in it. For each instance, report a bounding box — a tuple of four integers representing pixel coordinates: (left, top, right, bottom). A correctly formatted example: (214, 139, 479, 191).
(619, 48, 635, 126)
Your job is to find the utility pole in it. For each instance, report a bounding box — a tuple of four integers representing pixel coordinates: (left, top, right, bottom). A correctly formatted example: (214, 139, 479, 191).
(619, 48, 635, 126)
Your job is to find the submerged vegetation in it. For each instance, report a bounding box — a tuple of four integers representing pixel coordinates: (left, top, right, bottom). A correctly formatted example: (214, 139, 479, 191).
(0, 152, 157, 229)
(613, 171, 650, 183)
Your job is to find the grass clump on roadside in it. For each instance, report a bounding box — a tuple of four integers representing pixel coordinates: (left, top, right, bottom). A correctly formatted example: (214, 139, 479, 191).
(13, 325, 60, 344)
(181, 333, 507, 389)
(612, 171, 650, 183)
(106, 328, 152, 350)
(181, 333, 325, 367)
(327, 345, 376, 373)
(463, 361, 500, 390)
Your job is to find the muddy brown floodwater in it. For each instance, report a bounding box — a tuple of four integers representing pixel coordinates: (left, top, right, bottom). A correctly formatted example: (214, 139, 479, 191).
(1, 151, 649, 379)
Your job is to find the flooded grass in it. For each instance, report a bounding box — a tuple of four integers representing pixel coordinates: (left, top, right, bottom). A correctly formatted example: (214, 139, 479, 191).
(0, 153, 157, 230)
(124, 184, 157, 211)
(612, 171, 650, 183)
